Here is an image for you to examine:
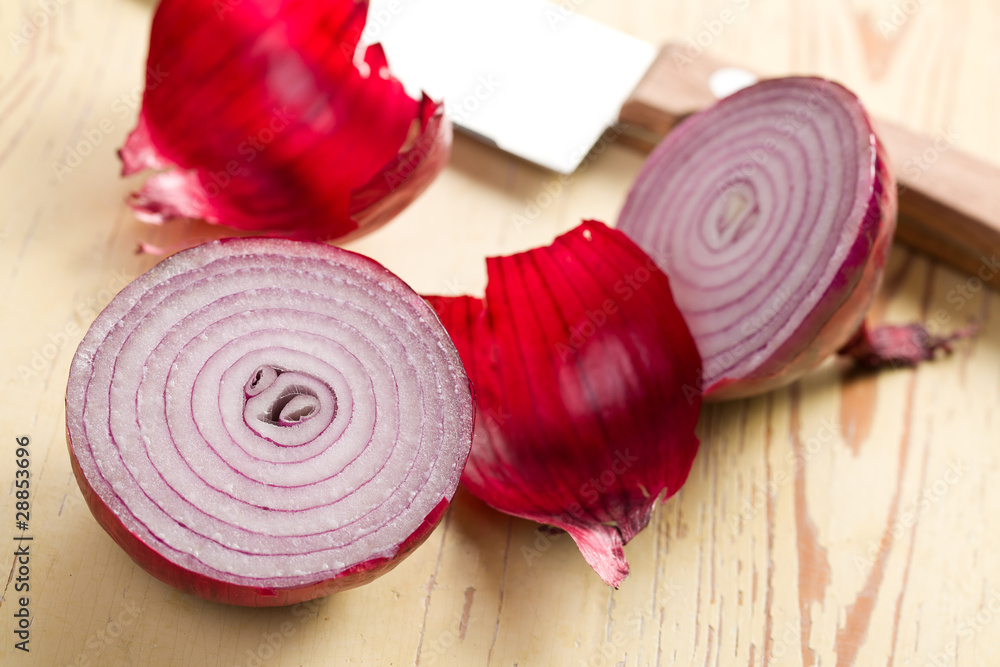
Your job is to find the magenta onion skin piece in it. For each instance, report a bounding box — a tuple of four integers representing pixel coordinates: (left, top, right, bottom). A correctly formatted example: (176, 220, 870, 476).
(426, 221, 702, 587)
(120, 0, 451, 242)
(66, 238, 474, 606)
(618, 77, 897, 401)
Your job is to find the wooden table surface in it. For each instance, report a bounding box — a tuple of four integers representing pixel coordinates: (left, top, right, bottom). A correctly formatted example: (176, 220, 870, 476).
(3, 0, 1000, 665)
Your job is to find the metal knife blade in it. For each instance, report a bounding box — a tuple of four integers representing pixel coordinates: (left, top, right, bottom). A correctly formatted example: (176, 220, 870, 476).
(365, 0, 656, 174)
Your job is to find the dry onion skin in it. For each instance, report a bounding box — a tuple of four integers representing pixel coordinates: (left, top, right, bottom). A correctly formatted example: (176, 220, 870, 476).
(618, 77, 897, 400)
(66, 238, 474, 606)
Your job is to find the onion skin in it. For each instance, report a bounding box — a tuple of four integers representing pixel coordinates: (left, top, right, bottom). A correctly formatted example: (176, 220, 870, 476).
(346, 93, 452, 241)
(618, 77, 897, 401)
(120, 0, 450, 242)
(66, 238, 473, 606)
(426, 221, 702, 587)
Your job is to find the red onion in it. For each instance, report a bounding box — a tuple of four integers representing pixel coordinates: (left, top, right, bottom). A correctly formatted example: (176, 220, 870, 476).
(426, 221, 702, 587)
(618, 77, 897, 400)
(120, 0, 450, 242)
(66, 238, 474, 606)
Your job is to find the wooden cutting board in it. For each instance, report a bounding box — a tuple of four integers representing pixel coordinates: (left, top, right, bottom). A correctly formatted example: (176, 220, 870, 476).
(2, 1, 999, 665)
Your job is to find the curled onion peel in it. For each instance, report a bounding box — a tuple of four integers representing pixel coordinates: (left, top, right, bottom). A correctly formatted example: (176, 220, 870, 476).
(66, 239, 474, 606)
(618, 77, 897, 400)
(121, 0, 450, 242)
(426, 221, 702, 588)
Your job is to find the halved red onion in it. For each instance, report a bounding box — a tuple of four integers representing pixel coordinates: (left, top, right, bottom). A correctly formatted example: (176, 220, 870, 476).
(120, 0, 450, 242)
(618, 77, 897, 400)
(426, 221, 702, 587)
(66, 239, 474, 606)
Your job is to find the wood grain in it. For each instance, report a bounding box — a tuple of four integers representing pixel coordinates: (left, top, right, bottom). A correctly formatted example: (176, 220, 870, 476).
(1, 1, 999, 666)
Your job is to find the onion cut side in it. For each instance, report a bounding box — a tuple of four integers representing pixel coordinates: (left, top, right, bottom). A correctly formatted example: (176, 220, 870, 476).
(618, 77, 897, 400)
(426, 221, 702, 587)
(66, 239, 474, 606)
(120, 0, 450, 242)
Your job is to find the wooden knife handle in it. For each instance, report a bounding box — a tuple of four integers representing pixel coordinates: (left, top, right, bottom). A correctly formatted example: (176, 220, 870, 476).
(618, 45, 1000, 278)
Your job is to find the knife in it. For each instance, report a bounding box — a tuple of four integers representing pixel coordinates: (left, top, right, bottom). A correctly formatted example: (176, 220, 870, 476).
(367, 0, 1000, 278)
